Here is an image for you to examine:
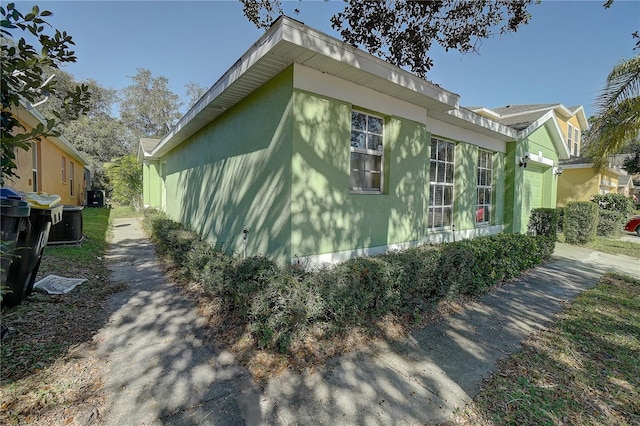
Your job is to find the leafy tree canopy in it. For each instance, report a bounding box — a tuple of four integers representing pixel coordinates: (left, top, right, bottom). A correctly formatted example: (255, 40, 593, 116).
(120, 68, 182, 138)
(1, 2, 90, 185)
(240, 0, 533, 78)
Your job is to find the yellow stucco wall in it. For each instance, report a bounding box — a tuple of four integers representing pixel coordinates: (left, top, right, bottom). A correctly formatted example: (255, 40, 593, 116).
(557, 168, 619, 206)
(10, 120, 86, 206)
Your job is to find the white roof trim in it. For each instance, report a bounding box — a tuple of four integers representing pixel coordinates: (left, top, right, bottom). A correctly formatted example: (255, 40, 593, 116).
(16, 101, 88, 166)
(518, 110, 570, 160)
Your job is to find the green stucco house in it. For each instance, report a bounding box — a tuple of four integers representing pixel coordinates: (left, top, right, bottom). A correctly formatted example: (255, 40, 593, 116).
(140, 17, 569, 264)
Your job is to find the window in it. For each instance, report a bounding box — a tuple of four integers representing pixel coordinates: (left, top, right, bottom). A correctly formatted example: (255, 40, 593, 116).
(350, 110, 384, 192)
(428, 138, 455, 229)
(31, 142, 38, 191)
(476, 150, 493, 224)
(567, 123, 573, 153)
(573, 127, 580, 156)
(69, 161, 74, 196)
(61, 156, 67, 182)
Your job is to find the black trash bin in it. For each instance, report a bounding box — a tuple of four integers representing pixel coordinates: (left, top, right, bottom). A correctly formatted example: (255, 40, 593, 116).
(1, 188, 31, 296)
(2, 201, 63, 308)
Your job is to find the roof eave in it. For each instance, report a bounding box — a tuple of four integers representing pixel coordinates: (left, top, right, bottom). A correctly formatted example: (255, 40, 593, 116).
(150, 16, 460, 159)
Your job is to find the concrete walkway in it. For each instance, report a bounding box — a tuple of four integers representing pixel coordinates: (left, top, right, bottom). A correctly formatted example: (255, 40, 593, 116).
(98, 217, 640, 425)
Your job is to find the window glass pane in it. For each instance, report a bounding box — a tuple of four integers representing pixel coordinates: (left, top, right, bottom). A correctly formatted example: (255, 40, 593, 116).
(446, 142, 454, 162)
(430, 161, 437, 181)
(430, 139, 438, 159)
(352, 112, 366, 130)
(351, 131, 365, 148)
(434, 186, 443, 206)
(437, 164, 445, 183)
(433, 208, 443, 228)
(364, 172, 381, 190)
(442, 207, 452, 227)
(438, 141, 447, 161)
(369, 134, 383, 151)
(478, 188, 485, 205)
(369, 116, 383, 134)
(364, 154, 381, 171)
(486, 153, 492, 169)
(484, 205, 491, 222)
(351, 152, 363, 170)
(443, 186, 452, 205)
(350, 170, 363, 189)
(445, 163, 454, 183)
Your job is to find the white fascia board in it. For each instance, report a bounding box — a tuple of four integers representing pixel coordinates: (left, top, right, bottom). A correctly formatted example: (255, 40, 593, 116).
(561, 162, 624, 176)
(281, 19, 459, 109)
(445, 107, 519, 140)
(470, 107, 502, 120)
(16, 101, 89, 166)
(572, 105, 590, 130)
(293, 64, 426, 123)
(426, 116, 508, 153)
(518, 110, 569, 160)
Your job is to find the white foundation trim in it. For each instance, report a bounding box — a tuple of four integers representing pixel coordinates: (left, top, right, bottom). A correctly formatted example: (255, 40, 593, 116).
(292, 225, 504, 266)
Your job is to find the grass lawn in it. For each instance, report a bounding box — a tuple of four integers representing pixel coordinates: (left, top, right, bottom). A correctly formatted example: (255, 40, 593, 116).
(0, 207, 126, 425)
(558, 233, 640, 259)
(455, 273, 640, 425)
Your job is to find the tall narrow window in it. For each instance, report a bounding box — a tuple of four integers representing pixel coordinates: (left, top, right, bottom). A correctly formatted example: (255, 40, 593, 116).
(69, 161, 74, 196)
(476, 150, 493, 224)
(61, 156, 67, 182)
(574, 127, 580, 156)
(428, 138, 455, 229)
(31, 142, 38, 191)
(350, 110, 384, 193)
(567, 123, 573, 153)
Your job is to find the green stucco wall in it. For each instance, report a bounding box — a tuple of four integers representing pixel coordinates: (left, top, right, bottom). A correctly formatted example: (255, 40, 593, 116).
(159, 67, 294, 261)
(290, 90, 429, 257)
(143, 160, 162, 207)
(504, 125, 560, 234)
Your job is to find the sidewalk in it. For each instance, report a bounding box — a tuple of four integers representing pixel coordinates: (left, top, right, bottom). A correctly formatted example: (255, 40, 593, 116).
(98, 217, 640, 425)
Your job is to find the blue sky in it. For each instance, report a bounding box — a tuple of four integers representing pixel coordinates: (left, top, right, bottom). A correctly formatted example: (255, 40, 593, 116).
(23, 0, 640, 118)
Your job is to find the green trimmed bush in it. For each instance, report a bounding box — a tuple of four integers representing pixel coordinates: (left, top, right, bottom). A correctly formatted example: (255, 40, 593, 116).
(143, 209, 555, 354)
(591, 193, 633, 215)
(564, 201, 599, 244)
(596, 210, 625, 237)
(527, 208, 559, 240)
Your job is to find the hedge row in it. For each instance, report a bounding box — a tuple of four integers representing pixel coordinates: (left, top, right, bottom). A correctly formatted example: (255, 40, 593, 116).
(143, 209, 554, 354)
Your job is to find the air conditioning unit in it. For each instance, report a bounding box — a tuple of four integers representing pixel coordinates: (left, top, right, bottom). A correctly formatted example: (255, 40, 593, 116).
(48, 205, 83, 245)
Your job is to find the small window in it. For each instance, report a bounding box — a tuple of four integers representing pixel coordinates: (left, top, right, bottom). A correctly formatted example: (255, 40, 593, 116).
(31, 142, 38, 192)
(61, 156, 67, 182)
(476, 150, 493, 224)
(574, 128, 580, 156)
(567, 123, 573, 153)
(69, 161, 74, 196)
(350, 110, 384, 193)
(428, 138, 455, 229)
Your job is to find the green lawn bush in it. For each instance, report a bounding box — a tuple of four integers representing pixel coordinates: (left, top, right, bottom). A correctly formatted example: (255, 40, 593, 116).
(596, 210, 625, 237)
(564, 202, 599, 245)
(527, 208, 559, 240)
(143, 209, 554, 354)
(590, 193, 634, 215)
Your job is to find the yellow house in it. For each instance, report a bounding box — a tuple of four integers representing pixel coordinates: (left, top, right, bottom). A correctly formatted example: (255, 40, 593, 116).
(8, 103, 88, 206)
(556, 157, 623, 206)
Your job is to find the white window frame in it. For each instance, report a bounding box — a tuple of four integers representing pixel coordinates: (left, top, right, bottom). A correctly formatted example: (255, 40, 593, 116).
(31, 142, 38, 192)
(476, 150, 493, 225)
(61, 156, 67, 183)
(567, 123, 573, 153)
(69, 161, 74, 196)
(428, 137, 455, 230)
(573, 127, 580, 156)
(350, 110, 384, 193)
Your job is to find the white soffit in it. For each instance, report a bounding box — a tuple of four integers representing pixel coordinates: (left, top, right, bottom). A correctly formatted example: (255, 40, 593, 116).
(150, 16, 459, 158)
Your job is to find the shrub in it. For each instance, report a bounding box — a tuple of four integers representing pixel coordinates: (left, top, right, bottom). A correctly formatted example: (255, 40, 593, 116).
(527, 208, 559, 240)
(556, 207, 565, 233)
(142, 209, 555, 355)
(564, 202, 599, 244)
(590, 193, 634, 215)
(596, 210, 625, 237)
